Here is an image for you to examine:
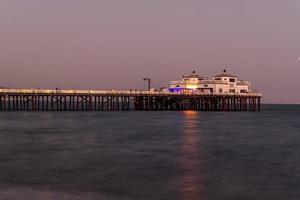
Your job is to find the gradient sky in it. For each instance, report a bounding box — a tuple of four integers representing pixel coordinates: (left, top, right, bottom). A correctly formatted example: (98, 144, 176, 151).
(1, 0, 300, 103)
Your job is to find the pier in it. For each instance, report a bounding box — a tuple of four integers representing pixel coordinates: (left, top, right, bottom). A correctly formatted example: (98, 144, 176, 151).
(0, 89, 261, 111)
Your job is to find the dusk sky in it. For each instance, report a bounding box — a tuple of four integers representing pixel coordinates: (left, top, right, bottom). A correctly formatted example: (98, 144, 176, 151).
(1, 0, 300, 103)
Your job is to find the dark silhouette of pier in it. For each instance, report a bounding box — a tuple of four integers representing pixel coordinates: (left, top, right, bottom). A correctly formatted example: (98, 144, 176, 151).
(0, 89, 261, 111)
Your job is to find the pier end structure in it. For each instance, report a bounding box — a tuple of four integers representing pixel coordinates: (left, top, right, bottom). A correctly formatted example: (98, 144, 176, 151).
(169, 70, 253, 95)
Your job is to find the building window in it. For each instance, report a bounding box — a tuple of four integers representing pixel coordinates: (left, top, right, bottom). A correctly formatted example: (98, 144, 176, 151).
(229, 89, 235, 93)
(240, 89, 247, 93)
(214, 78, 221, 81)
(229, 78, 236, 82)
(219, 88, 223, 93)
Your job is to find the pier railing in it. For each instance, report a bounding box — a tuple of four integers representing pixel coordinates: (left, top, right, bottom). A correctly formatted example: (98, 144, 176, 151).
(0, 88, 262, 96)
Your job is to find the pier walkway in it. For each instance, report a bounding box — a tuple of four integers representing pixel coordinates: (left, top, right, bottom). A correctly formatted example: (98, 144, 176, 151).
(0, 89, 262, 111)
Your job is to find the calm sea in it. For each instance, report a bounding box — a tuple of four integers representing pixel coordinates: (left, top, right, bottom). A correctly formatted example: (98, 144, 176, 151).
(0, 105, 299, 200)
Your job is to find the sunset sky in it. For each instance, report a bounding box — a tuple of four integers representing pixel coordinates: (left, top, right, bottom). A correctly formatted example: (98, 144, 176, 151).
(1, 0, 300, 103)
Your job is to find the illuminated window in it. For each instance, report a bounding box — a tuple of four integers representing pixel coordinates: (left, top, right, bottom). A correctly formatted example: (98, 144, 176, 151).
(186, 85, 198, 89)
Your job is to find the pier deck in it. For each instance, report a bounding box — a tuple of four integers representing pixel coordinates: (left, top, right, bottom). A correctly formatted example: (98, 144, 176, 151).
(0, 89, 262, 111)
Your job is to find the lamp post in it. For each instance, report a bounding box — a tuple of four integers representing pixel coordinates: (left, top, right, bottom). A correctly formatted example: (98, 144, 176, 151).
(143, 78, 151, 91)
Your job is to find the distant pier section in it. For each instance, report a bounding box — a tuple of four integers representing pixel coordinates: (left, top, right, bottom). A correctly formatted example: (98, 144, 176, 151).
(0, 70, 262, 111)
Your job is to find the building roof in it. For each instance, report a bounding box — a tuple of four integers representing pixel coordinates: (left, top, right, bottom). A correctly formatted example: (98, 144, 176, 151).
(214, 69, 237, 78)
(183, 70, 205, 79)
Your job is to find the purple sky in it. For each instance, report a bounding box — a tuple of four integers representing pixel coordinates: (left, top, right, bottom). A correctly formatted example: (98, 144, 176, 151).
(1, 0, 300, 103)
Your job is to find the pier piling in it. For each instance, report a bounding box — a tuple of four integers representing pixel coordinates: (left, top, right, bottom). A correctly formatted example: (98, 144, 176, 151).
(0, 90, 261, 112)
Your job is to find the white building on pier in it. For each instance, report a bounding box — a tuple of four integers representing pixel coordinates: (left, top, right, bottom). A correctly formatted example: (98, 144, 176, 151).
(169, 70, 251, 94)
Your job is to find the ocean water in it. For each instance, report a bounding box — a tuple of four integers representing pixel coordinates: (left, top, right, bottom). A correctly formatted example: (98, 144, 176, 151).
(0, 105, 299, 200)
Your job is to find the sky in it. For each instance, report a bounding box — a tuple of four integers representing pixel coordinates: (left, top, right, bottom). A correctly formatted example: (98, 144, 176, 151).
(0, 0, 300, 103)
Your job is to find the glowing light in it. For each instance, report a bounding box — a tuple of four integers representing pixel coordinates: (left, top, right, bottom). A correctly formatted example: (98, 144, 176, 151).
(169, 88, 183, 92)
(186, 85, 198, 89)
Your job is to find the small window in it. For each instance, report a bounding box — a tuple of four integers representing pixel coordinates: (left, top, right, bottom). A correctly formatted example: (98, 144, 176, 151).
(240, 89, 247, 93)
(219, 88, 223, 93)
(229, 89, 235, 93)
(229, 78, 236, 82)
(214, 78, 221, 81)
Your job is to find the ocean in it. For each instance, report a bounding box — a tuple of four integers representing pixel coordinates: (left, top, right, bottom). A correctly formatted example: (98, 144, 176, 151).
(0, 105, 299, 200)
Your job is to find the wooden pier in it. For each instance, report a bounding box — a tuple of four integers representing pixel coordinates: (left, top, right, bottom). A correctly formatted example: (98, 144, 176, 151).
(0, 89, 261, 111)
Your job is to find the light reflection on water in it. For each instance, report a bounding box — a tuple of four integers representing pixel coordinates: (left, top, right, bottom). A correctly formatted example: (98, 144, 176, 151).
(180, 111, 201, 200)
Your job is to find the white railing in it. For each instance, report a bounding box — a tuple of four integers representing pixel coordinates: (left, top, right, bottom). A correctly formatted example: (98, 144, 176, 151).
(170, 80, 227, 85)
(236, 81, 250, 86)
(200, 80, 226, 84)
